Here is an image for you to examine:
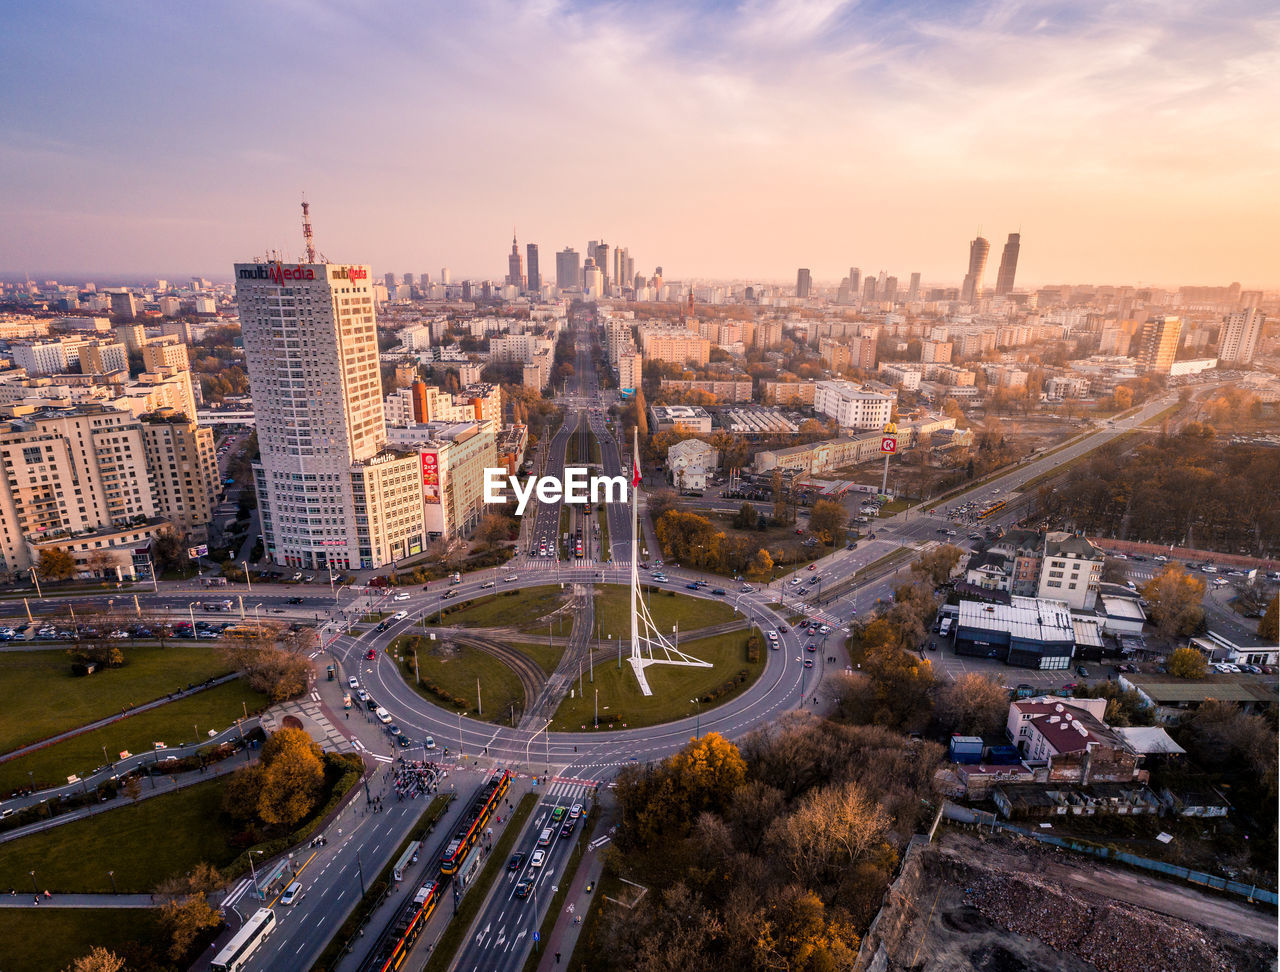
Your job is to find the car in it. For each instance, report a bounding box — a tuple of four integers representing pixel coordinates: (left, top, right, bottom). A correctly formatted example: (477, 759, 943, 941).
(504, 575, 519, 583)
(287, 596, 304, 604)
(1111, 553, 1127, 560)
(515, 879, 534, 898)
(424, 735, 435, 749)
(481, 580, 496, 588)
(569, 803, 583, 819)
(818, 624, 830, 634)
(356, 688, 369, 702)
(550, 806, 566, 824)
(739, 584, 755, 593)
(807, 564, 817, 571)
(778, 625, 788, 633)
(804, 659, 814, 669)
(376, 708, 392, 724)
(441, 589, 458, 599)
(393, 592, 411, 601)
(280, 881, 302, 905)
(1131, 554, 1146, 562)
(584, 881, 594, 894)
(388, 724, 402, 736)
(790, 578, 803, 586)
(509, 852, 527, 871)
(531, 849, 546, 867)
(806, 643, 816, 652)
(1201, 565, 1218, 574)
(1076, 665, 1089, 677)
(398, 735, 411, 747)
(365, 648, 377, 660)
(537, 828, 553, 846)
(292, 572, 303, 580)
(560, 820, 576, 838)
(686, 583, 700, 590)
(711, 588, 727, 596)
(347, 675, 359, 689)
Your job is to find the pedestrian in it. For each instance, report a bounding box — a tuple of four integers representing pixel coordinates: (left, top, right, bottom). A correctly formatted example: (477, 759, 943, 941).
(34, 896, 39, 905)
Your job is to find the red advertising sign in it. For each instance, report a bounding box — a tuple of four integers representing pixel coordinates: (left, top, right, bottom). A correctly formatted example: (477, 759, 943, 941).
(880, 436, 897, 454)
(421, 452, 441, 504)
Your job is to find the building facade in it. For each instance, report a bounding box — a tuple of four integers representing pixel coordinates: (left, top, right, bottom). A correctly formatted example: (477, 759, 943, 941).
(814, 380, 893, 430)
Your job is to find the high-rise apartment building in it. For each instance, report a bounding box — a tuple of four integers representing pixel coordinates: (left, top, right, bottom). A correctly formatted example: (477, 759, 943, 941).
(141, 340, 190, 374)
(796, 268, 812, 299)
(907, 272, 921, 302)
(109, 291, 137, 319)
(140, 408, 220, 537)
(1218, 309, 1263, 364)
(961, 235, 990, 304)
(236, 260, 425, 569)
(556, 248, 580, 292)
(814, 380, 894, 430)
(995, 232, 1021, 296)
(526, 243, 540, 293)
(1136, 316, 1182, 373)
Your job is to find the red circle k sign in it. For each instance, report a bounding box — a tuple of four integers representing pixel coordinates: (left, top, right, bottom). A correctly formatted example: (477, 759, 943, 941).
(880, 436, 897, 454)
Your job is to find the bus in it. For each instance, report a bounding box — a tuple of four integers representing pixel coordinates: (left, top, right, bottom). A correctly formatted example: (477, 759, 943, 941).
(978, 500, 1007, 521)
(439, 769, 510, 874)
(359, 881, 440, 972)
(223, 624, 271, 640)
(211, 908, 276, 972)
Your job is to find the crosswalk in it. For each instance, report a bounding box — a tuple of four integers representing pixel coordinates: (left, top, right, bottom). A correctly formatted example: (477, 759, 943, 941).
(543, 777, 596, 803)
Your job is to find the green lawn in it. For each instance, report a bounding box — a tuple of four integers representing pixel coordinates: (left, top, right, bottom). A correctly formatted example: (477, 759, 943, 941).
(0, 908, 165, 972)
(0, 679, 269, 793)
(505, 640, 565, 676)
(395, 635, 526, 724)
(442, 584, 569, 632)
(597, 507, 610, 561)
(0, 644, 234, 756)
(550, 629, 764, 731)
(0, 778, 244, 893)
(360, 611, 390, 623)
(592, 584, 739, 640)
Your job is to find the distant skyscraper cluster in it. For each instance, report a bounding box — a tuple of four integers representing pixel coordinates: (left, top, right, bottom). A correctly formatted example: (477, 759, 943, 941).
(496, 234, 647, 297)
(961, 234, 991, 304)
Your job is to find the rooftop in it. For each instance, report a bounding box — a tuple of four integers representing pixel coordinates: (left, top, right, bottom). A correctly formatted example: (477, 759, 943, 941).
(958, 595, 1075, 643)
(1122, 673, 1278, 705)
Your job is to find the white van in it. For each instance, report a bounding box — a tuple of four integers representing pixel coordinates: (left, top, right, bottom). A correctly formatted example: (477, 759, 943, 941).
(375, 707, 392, 724)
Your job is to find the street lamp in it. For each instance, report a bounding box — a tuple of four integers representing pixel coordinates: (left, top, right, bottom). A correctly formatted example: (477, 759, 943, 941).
(108, 870, 117, 894)
(188, 602, 196, 630)
(30, 870, 37, 895)
(690, 698, 701, 739)
(242, 561, 252, 592)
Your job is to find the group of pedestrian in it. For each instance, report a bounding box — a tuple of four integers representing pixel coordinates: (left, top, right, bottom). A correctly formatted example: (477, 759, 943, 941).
(390, 757, 443, 800)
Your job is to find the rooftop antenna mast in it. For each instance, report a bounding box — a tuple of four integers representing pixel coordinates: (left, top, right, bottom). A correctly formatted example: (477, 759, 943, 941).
(301, 194, 316, 263)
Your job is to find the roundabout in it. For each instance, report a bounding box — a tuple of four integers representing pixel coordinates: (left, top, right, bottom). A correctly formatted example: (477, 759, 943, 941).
(325, 562, 829, 786)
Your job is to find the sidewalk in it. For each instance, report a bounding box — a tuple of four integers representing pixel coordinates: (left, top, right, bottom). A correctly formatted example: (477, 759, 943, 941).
(0, 891, 155, 908)
(536, 801, 612, 971)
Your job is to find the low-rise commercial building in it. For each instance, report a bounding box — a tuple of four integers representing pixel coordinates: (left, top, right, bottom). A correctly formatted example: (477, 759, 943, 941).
(648, 404, 713, 433)
(666, 438, 719, 491)
(813, 380, 893, 431)
(954, 596, 1076, 670)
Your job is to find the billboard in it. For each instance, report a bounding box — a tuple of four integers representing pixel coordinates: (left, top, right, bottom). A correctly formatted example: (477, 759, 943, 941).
(187, 544, 209, 559)
(880, 436, 897, 454)
(420, 451, 441, 505)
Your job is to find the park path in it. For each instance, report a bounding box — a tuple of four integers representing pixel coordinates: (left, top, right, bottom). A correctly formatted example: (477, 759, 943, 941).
(0, 672, 242, 766)
(0, 891, 155, 907)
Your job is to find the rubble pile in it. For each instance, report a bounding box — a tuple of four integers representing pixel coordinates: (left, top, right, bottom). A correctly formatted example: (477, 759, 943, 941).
(963, 870, 1242, 972)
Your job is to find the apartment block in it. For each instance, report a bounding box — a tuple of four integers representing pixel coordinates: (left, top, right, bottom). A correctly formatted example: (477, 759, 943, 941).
(140, 408, 220, 537)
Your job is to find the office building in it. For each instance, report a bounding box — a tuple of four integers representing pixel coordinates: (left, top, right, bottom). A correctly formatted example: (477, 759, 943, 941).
(556, 248, 581, 292)
(1136, 316, 1182, 374)
(507, 235, 524, 289)
(1218, 309, 1263, 365)
(907, 272, 921, 302)
(526, 243, 540, 293)
(385, 420, 497, 540)
(813, 380, 894, 430)
(236, 260, 425, 570)
(1036, 532, 1104, 610)
(863, 276, 876, 301)
(995, 233, 1021, 296)
(883, 276, 898, 303)
(961, 234, 991, 304)
(796, 268, 812, 299)
(109, 291, 137, 319)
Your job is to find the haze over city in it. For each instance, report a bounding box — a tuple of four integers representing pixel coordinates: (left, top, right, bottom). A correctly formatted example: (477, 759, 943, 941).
(2, 0, 1277, 286)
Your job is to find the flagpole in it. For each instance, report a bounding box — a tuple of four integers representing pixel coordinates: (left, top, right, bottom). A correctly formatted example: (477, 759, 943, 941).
(631, 428, 640, 663)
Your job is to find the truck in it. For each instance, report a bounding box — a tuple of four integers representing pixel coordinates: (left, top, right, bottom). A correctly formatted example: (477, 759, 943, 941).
(449, 572, 462, 586)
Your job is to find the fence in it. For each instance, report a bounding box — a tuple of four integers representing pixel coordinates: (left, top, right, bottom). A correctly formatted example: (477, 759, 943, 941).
(942, 801, 1277, 906)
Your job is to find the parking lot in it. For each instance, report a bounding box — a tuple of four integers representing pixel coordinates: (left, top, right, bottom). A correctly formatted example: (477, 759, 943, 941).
(928, 640, 1106, 690)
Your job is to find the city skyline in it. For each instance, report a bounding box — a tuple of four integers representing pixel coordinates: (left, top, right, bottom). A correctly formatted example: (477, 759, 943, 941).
(1, 1, 1277, 287)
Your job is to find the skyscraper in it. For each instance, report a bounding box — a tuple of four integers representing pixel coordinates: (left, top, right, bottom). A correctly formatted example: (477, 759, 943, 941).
(383, 272, 397, 291)
(507, 234, 524, 289)
(1136, 316, 1182, 373)
(907, 272, 921, 302)
(884, 276, 898, 303)
(961, 234, 990, 304)
(556, 248, 581, 292)
(848, 267, 861, 295)
(235, 260, 424, 569)
(526, 243, 541, 293)
(1218, 308, 1263, 364)
(995, 232, 1021, 296)
(594, 242, 610, 292)
(796, 268, 812, 298)
(863, 276, 876, 301)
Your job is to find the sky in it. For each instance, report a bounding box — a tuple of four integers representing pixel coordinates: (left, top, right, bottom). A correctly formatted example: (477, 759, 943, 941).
(1, 0, 1277, 288)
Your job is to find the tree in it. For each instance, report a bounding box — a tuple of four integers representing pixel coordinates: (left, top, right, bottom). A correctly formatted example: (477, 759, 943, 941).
(767, 780, 891, 885)
(1141, 566, 1206, 639)
(912, 544, 963, 586)
(771, 468, 788, 524)
(807, 500, 847, 546)
(935, 673, 1008, 735)
(859, 642, 935, 728)
(64, 948, 126, 972)
(151, 527, 188, 574)
(476, 512, 513, 549)
(1167, 646, 1208, 679)
(746, 548, 773, 580)
(37, 546, 77, 581)
(732, 502, 757, 530)
(256, 727, 325, 827)
(1261, 593, 1279, 643)
(1111, 385, 1134, 410)
(221, 631, 309, 702)
(159, 894, 221, 961)
(84, 549, 117, 580)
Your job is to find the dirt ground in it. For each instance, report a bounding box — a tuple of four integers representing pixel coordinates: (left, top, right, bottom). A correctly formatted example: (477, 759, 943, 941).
(857, 829, 1276, 972)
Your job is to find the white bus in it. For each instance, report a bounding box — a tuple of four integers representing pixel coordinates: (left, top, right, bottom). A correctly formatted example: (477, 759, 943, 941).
(211, 908, 276, 972)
